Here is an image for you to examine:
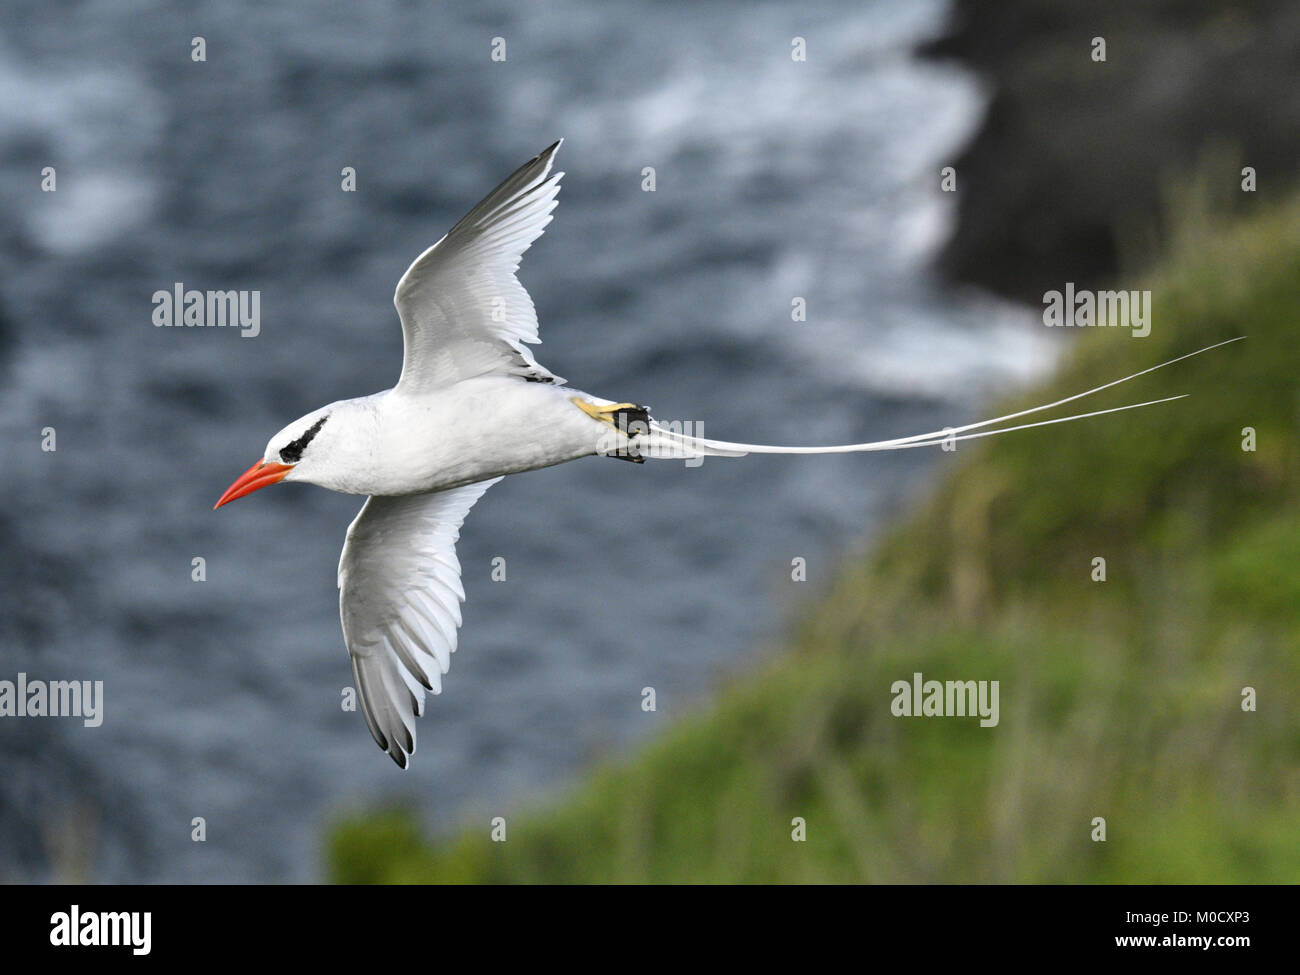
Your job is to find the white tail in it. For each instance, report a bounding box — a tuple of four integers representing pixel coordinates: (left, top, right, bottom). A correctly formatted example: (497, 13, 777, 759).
(642, 337, 1244, 459)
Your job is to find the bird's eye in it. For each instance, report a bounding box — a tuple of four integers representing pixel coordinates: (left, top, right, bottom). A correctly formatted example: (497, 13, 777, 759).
(280, 416, 328, 463)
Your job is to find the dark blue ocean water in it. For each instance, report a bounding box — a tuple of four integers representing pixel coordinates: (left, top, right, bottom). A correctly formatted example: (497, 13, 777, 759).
(0, 0, 1054, 881)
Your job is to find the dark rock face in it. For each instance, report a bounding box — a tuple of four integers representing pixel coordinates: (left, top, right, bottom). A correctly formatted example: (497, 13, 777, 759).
(921, 0, 1300, 303)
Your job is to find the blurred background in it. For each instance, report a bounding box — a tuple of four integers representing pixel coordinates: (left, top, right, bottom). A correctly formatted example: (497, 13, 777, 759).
(1, 0, 1295, 883)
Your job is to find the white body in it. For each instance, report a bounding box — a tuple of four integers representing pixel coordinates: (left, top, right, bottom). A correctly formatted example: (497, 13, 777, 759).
(291, 379, 611, 497)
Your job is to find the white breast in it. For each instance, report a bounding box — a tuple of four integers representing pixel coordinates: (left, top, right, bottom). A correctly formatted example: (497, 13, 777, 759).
(365, 378, 603, 495)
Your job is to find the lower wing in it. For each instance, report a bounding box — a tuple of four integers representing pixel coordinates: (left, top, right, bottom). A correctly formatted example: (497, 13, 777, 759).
(337, 479, 501, 768)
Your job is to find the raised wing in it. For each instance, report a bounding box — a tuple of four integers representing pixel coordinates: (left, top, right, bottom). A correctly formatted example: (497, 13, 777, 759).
(338, 479, 500, 768)
(392, 140, 565, 392)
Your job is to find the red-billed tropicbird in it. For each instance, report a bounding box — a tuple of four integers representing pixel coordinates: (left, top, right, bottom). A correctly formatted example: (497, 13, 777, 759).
(213, 140, 1242, 767)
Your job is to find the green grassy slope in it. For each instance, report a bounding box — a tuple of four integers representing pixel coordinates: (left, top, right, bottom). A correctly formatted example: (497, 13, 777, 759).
(328, 198, 1300, 883)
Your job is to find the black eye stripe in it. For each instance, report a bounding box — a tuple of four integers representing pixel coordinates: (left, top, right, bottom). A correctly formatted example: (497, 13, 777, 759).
(279, 416, 327, 464)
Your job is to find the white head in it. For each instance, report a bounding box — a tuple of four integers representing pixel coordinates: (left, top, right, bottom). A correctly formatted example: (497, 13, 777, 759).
(214, 400, 371, 507)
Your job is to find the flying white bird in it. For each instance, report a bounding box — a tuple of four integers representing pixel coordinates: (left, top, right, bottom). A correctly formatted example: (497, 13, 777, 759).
(214, 140, 1242, 767)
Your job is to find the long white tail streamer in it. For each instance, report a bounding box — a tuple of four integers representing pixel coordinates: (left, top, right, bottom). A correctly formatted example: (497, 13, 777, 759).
(644, 336, 1244, 459)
